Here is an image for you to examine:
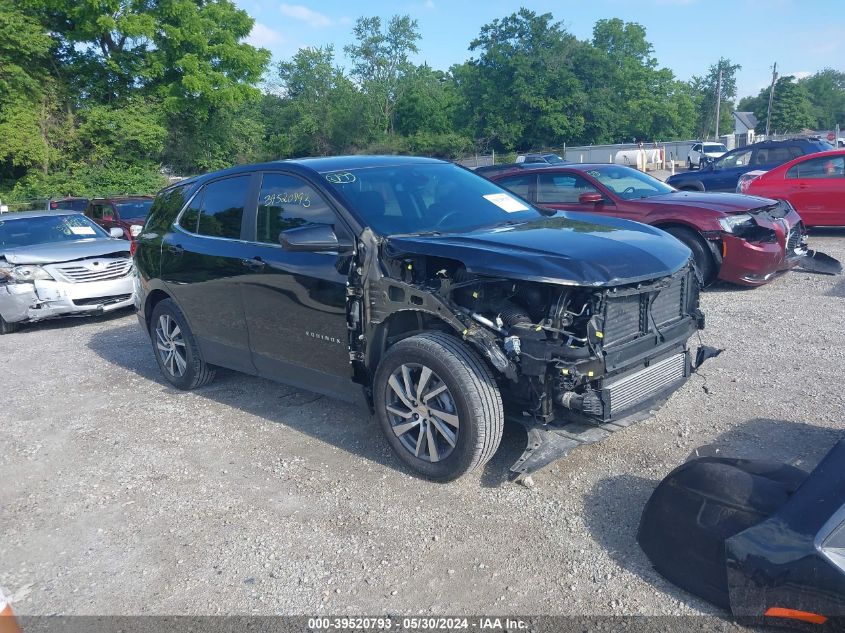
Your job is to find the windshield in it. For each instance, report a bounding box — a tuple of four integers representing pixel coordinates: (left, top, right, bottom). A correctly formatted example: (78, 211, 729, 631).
(320, 163, 544, 235)
(543, 154, 565, 164)
(703, 144, 727, 153)
(0, 213, 108, 249)
(584, 165, 675, 200)
(115, 200, 153, 218)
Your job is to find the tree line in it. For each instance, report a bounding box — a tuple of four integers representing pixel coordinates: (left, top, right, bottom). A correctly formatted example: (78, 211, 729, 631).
(1, 2, 843, 202)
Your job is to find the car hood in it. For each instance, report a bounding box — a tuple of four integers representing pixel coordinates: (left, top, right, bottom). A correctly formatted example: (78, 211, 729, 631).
(1, 238, 131, 264)
(646, 191, 774, 214)
(386, 213, 691, 287)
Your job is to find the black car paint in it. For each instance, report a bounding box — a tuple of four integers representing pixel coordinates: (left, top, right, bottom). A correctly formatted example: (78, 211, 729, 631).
(639, 440, 845, 626)
(387, 213, 691, 287)
(135, 156, 708, 476)
(666, 139, 834, 193)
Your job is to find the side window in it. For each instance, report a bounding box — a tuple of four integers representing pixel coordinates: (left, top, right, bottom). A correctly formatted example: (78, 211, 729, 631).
(692, 144, 701, 152)
(720, 149, 752, 168)
(178, 190, 203, 232)
(196, 176, 249, 239)
(787, 156, 845, 179)
(256, 173, 337, 244)
(102, 205, 115, 221)
(91, 204, 105, 219)
(763, 147, 793, 165)
(537, 173, 599, 204)
(496, 174, 534, 201)
(789, 146, 804, 159)
(146, 184, 189, 233)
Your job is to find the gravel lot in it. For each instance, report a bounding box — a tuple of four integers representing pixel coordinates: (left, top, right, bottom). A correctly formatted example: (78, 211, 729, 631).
(2, 230, 844, 617)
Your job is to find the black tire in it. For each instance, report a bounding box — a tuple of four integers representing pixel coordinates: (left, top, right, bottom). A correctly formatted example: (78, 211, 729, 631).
(149, 298, 215, 390)
(373, 331, 504, 481)
(686, 157, 692, 170)
(665, 226, 717, 285)
(0, 315, 21, 335)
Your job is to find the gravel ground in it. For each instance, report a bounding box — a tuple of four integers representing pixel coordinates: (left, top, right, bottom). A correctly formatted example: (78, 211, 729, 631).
(2, 230, 844, 617)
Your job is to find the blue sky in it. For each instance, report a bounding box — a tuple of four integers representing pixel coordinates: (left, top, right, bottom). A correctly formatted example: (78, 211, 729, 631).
(237, 0, 844, 100)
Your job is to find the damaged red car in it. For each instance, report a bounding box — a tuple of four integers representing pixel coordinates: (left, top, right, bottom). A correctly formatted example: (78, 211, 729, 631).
(488, 164, 810, 286)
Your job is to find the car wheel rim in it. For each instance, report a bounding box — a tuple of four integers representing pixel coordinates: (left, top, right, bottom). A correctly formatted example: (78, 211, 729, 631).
(155, 314, 187, 377)
(385, 363, 459, 463)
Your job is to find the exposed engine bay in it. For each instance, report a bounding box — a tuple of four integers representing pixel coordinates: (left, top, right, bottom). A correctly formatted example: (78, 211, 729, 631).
(347, 229, 713, 479)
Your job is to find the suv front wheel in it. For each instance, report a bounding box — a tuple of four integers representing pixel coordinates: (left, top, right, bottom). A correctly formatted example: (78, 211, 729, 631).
(150, 298, 216, 390)
(373, 332, 504, 481)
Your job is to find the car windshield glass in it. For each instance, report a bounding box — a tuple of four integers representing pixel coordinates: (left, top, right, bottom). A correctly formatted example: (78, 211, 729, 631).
(115, 200, 153, 218)
(320, 163, 545, 235)
(703, 144, 727, 153)
(0, 214, 108, 248)
(584, 166, 675, 200)
(543, 154, 565, 164)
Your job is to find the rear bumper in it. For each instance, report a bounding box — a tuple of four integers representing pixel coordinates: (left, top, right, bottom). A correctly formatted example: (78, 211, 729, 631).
(0, 276, 134, 324)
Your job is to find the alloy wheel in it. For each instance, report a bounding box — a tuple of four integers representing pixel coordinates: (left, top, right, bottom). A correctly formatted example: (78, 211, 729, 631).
(155, 314, 187, 377)
(384, 363, 460, 463)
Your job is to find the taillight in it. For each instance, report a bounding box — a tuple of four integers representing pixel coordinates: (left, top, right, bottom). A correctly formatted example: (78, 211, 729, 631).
(130, 240, 138, 256)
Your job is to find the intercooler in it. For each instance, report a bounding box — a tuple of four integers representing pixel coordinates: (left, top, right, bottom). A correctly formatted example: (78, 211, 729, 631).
(602, 272, 687, 347)
(603, 352, 688, 416)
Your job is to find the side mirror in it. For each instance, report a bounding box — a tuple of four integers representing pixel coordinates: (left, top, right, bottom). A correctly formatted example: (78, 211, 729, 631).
(579, 192, 603, 204)
(280, 224, 353, 253)
(109, 227, 125, 238)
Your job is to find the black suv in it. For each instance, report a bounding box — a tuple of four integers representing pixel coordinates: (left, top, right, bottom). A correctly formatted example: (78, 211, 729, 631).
(135, 156, 709, 482)
(666, 138, 833, 192)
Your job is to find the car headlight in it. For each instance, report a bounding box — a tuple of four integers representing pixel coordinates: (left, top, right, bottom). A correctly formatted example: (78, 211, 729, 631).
(129, 224, 143, 238)
(9, 265, 54, 282)
(719, 214, 755, 233)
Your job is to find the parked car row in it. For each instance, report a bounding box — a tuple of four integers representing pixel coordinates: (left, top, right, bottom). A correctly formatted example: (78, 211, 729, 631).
(1, 154, 840, 483)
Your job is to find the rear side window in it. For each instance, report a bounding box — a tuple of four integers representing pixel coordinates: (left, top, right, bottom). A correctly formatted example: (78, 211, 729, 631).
(787, 156, 845, 179)
(196, 176, 249, 239)
(537, 173, 599, 204)
(256, 173, 336, 244)
(755, 146, 793, 166)
(145, 184, 189, 233)
(496, 174, 534, 200)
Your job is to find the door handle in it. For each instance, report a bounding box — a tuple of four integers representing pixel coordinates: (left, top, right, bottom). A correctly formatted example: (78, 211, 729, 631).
(241, 257, 266, 271)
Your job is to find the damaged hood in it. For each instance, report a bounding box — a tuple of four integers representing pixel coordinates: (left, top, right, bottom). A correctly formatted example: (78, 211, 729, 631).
(1, 239, 130, 265)
(652, 191, 776, 215)
(386, 213, 691, 287)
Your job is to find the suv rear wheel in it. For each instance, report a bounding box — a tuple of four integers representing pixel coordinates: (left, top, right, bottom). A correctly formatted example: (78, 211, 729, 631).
(373, 332, 504, 481)
(665, 226, 717, 285)
(150, 298, 216, 390)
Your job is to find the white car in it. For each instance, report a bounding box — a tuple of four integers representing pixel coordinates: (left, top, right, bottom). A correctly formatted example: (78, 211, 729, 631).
(687, 142, 728, 169)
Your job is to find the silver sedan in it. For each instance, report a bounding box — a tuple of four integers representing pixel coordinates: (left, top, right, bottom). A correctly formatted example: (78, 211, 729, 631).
(0, 211, 136, 334)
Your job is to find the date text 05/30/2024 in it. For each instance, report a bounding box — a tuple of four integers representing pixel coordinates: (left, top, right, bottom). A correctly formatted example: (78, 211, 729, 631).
(307, 617, 529, 630)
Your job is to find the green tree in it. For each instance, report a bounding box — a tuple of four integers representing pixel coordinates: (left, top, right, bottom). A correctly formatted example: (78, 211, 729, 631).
(344, 15, 421, 137)
(739, 76, 815, 134)
(276, 46, 368, 156)
(690, 58, 741, 139)
(800, 69, 845, 129)
(458, 9, 585, 150)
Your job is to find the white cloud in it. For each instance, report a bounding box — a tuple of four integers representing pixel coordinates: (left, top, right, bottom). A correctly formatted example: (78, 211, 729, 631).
(280, 4, 333, 28)
(783, 70, 812, 80)
(244, 22, 283, 48)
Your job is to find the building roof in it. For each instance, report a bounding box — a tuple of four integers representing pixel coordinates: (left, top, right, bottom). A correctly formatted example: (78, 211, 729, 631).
(733, 111, 759, 130)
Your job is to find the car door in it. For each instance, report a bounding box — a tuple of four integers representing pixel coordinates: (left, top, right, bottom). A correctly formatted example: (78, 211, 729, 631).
(238, 171, 356, 399)
(785, 155, 845, 226)
(690, 143, 701, 165)
(159, 173, 259, 374)
(708, 147, 753, 191)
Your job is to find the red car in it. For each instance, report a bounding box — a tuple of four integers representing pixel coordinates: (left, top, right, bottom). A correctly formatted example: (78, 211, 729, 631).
(488, 164, 806, 286)
(84, 196, 153, 242)
(741, 149, 845, 227)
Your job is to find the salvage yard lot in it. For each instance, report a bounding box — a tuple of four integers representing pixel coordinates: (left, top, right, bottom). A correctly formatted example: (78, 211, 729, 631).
(2, 231, 845, 616)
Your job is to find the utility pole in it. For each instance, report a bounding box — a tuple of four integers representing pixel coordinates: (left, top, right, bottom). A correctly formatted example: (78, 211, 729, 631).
(765, 62, 778, 137)
(714, 68, 723, 140)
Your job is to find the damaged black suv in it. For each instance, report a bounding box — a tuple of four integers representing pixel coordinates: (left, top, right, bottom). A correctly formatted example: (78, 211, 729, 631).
(135, 156, 709, 481)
